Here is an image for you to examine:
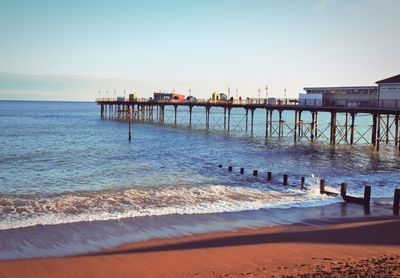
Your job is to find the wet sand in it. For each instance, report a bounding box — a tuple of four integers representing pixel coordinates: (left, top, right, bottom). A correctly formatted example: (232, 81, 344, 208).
(0, 216, 399, 277)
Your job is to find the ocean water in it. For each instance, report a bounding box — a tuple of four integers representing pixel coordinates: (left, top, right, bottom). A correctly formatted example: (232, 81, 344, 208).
(0, 100, 399, 259)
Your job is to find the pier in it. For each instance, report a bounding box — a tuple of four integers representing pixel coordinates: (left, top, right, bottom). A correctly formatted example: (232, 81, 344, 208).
(96, 98, 400, 151)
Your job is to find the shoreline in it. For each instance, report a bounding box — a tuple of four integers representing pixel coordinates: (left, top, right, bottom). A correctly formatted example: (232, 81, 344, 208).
(1, 216, 399, 277)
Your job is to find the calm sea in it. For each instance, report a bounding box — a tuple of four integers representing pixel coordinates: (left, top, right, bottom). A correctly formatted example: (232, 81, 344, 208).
(0, 100, 398, 258)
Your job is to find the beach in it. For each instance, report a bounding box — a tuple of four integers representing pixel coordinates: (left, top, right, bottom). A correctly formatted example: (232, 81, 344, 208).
(1, 216, 399, 277)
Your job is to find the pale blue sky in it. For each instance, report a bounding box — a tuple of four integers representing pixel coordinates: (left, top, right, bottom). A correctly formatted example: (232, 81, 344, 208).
(0, 0, 399, 100)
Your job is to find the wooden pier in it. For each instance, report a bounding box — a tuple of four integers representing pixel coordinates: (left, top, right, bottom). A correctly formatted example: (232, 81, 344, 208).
(96, 98, 400, 151)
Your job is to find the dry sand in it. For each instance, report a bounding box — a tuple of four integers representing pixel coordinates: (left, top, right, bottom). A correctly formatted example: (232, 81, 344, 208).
(0, 216, 399, 277)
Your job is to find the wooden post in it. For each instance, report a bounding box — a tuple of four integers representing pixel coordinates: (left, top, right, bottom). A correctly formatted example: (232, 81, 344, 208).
(340, 182, 347, 197)
(283, 174, 288, 186)
(300, 176, 305, 189)
(393, 189, 400, 216)
(278, 110, 282, 137)
(228, 166, 233, 172)
(267, 172, 272, 181)
(314, 112, 318, 139)
(218, 164, 222, 168)
(364, 186, 371, 207)
(253, 170, 258, 176)
(240, 168, 244, 174)
(320, 179, 325, 194)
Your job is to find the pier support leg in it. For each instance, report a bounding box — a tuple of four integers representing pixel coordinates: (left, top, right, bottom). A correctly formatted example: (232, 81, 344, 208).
(294, 110, 298, 142)
(372, 113, 377, 146)
(386, 114, 390, 144)
(314, 112, 318, 139)
(311, 112, 315, 142)
(189, 106, 193, 128)
(224, 107, 227, 131)
(269, 110, 273, 136)
(298, 111, 302, 139)
(345, 112, 348, 143)
(265, 109, 269, 138)
(206, 106, 210, 130)
(395, 114, 399, 147)
(330, 112, 337, 145)
(245, 109, 249, 132)
(250, 109, 255, 135)
(227, 108, 231, 132)
(376, 114, 381, 151)
(350, 113, 355, 145)
(278, 110, 282, 137)
(174, 105, 178, 126)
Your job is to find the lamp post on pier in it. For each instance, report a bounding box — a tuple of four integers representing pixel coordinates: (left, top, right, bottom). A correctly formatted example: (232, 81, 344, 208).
(284, 87, 287, 104)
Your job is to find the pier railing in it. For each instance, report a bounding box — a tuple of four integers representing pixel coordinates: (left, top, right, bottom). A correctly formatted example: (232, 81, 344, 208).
(95, 97, 298, 106)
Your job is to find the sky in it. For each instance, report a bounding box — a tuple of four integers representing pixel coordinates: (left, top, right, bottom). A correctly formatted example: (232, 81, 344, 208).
(0, 0, 399, 101)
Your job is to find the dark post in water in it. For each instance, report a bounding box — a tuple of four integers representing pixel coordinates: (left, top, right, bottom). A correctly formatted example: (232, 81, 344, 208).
(393, 189, 400, 216)
(364, 186, 371, 207)
(340, 182, 347, 197)
(240, 168, 244, 174)
(253, 170, 258, 176)
(267, 172, 272, 181)
(320, 179, 326, 194)
(300, 177, 305, 189)
(283, 174, 288, 186)
(228, 166, 233, 172)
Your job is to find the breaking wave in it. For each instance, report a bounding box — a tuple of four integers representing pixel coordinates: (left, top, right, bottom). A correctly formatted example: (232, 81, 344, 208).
(0, 180, 339, 230)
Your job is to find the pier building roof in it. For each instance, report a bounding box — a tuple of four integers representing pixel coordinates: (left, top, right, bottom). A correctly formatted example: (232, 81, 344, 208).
(376, 74, 400, 84)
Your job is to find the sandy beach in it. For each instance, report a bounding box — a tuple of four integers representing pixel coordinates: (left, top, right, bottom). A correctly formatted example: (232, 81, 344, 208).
(0, 216, 399, 277)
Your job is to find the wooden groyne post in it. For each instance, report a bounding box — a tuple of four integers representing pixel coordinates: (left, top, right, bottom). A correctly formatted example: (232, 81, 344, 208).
(300, 177, 305, 189)
(283, 174, 288, 186)
(267, 172, 272, 181)
(320, 179, 338, 196)
(320, 179, 326, 194)
(340, 182, 347, 197)
(342, 185, 371, 207)
(394, 189, 400, 216)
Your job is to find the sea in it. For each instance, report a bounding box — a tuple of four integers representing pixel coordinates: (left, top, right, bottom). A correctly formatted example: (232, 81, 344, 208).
(0, 100, 399, 259)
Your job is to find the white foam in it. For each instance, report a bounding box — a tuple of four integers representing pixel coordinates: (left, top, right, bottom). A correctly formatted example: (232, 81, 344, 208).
(0, 183, 339, 230)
